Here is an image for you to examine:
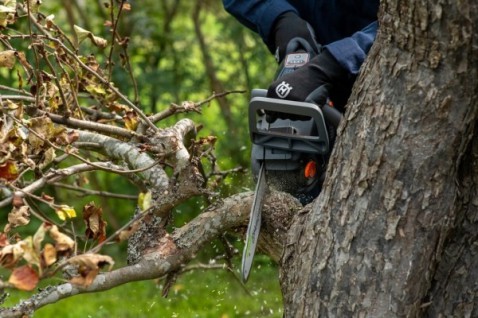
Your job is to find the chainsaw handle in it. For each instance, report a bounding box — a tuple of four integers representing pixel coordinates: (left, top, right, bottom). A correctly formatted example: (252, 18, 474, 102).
(252, 89, 342, 129)
(320, 104, 342, 128)
(249, 96, 330, 154)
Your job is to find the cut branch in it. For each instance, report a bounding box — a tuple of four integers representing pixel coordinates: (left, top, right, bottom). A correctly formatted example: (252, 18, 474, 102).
(0, 191, 301, 317)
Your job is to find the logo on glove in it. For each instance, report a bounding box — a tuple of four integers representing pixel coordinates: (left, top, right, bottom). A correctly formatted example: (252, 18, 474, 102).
(275, 81, 293, 99)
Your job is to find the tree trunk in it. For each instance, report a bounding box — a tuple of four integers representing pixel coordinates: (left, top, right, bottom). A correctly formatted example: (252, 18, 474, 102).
(281, 0, 478, 317)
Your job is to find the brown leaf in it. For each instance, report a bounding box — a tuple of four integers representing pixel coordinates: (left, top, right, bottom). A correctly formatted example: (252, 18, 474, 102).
(123, 110, 138, 131)
(9, 265, 39, 291)
(49, 225, 75, 252)
(28, 117, 54, 149)
(67, 254, 114, 287)
(0, 50, 16, 69)
(83, 202, 107, 243)
(116, 221, 141, 242)
(42, 243, 57, 267)
(0, 233, 9, 248)
(68, 253, 114, 270)
(54, 130, 71, 146)
(0, 240, 26, 269)
(70, 268, 99, 287)
(73, 25, 108, 48)
(7, 206, 30, 229)
(0, 161, 19, 181)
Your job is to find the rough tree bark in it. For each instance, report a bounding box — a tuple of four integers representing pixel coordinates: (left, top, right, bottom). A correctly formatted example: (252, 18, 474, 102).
(281, 0, 478, 317)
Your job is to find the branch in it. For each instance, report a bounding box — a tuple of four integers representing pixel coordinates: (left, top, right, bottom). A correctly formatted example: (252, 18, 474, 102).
(0, 191, 302, 317)
(0, 162, 126, 208)
(76, 131, 168, 189)
(45, 112, 135, 139)
(2, 99, 135, 138)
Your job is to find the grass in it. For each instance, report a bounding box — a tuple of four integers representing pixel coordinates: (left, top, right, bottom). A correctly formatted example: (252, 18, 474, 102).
(1, 255, 283, 317)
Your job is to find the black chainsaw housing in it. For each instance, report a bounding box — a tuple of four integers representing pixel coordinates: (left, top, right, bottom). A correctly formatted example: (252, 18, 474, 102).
(249, 89, 337, 204)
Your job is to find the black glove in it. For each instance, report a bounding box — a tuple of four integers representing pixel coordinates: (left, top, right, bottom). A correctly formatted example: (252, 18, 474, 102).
(266, 49, 348, 121)
(271, 11, 320, 63)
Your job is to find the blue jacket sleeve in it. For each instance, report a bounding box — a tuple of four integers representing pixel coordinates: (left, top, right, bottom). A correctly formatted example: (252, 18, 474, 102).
(222, 0, 296, 45)
(325, 21, 378, 75)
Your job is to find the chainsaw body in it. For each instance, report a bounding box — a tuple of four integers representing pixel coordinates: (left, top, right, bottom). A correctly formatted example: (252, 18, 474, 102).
(249, 89, 335, 204)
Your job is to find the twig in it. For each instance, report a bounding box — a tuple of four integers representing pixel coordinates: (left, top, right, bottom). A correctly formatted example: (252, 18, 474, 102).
(52, 182, 138, 200)
(0, 95, 35, 102)
(149, 90, 246, 123)
(106, 0, 125, 80)
(0, 85, 32, 95)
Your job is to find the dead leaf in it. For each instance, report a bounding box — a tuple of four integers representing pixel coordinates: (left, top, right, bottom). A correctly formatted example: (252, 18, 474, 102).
(0, 161, 19, 181)
(83, 202, 107, 243)
(73, 25, 108, 48)
(123, 111, 138, 131)
(70, 267, 99, 287)
(0, 233, 9, 248)
(0, 240, 25, 268)
(7, 206, 30, 229)
(42, 243, 57, 267)
(28, 117, 54, 149)
(121, 2, 131, 11)
(44, 14, 54, 29)
(49, 225, 75, 252)
(67, 253, 114, 287)
(9, 265, 39, 291)
(0, 1, 16, 28)
(0, 50, 16, 69)
(116, 221, 141, 242)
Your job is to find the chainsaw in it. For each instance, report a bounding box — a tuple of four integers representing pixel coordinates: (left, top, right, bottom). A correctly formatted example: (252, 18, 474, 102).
(241, 44, 343, 282)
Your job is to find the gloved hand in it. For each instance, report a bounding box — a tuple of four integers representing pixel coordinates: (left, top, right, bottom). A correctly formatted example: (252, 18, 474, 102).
(271, 11, 320, 63)
(266, 49, 348, 121)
